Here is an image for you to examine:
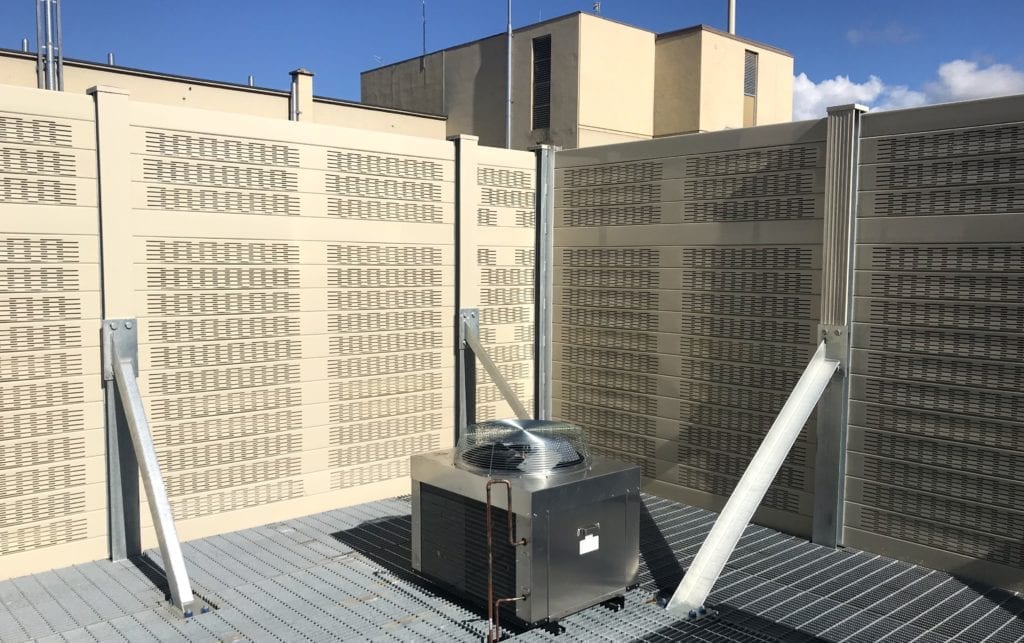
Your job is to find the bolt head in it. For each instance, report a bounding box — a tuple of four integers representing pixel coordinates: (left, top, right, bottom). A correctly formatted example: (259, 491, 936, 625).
(108, 321, 118, 330)
(834, 329, 841, 336)
(125, 321, 133, 329)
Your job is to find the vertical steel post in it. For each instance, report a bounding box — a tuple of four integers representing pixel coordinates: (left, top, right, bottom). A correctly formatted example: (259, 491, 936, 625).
(458, 309, 480, 438)
(532, 144, 557, 420)
(103, 321, 140, 561)
(451, 134, 479, 440)
(812, 103, 867, 547)
(505, 0, 512, 148)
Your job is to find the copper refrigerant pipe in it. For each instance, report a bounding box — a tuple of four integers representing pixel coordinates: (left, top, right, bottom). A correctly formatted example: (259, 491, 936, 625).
(485, 479, 528, 643)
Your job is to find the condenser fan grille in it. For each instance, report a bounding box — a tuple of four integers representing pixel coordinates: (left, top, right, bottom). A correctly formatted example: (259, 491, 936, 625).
(455, 419, 591, 476)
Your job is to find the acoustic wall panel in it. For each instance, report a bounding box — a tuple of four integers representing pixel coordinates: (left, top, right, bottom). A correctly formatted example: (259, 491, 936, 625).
(846, 95, 1024, 590)
(553, 121, 827, 536)
(0, 87, 105, 579)
(97, 98, 456, 545)
(462, 143, 537, 420)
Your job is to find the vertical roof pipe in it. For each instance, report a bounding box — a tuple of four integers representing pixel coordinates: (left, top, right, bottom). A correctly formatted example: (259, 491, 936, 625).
(505, 0, 512, 148)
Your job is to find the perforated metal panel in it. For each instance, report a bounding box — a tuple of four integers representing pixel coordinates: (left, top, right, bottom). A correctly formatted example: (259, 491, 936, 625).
(553, 121, 827, 535)
(462, 142, 537, 420)
(846, 95, 1024, 591)
(99, 101, 456, 545)
(0, 87, 105, 579)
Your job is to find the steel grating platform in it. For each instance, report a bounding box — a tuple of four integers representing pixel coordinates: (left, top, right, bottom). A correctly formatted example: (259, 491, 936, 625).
(2, 493, 1023, 642)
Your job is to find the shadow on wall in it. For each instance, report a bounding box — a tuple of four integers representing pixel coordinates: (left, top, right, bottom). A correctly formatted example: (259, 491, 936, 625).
(470, 37, 508, 148)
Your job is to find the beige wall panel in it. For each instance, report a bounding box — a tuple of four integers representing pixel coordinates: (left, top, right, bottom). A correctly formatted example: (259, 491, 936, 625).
(66, 71, 286, 118)
(0, 143, 98, 179)
(577, 128, 651, 148)
(0, 86, 104, 579)
(553, 124, 826, 537)
(0, 87, 96, 122)
(89, 97, 458, 550)
(126, 100, 455, 160)
(0, 57, 40, 89)
(462, 144, 537, 420)
(318, 101, 445, 139)
(653, 33, 702, 136)
(577, 14, 654, 140)
(5, 55, 446, 139)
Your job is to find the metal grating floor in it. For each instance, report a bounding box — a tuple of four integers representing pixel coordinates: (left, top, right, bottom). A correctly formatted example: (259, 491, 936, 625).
(2, 493, 1023, 642)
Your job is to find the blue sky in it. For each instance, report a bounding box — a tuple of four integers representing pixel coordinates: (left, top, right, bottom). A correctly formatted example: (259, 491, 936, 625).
(2, 0, 1023, 118)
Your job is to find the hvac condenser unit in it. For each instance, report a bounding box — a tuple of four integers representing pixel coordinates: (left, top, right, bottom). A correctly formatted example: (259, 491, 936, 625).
(411, 419, 641, 628)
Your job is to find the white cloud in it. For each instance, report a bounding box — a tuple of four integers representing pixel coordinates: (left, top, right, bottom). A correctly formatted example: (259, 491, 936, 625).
(791, 73, 884, 121)
(793, 59, 1024, 120)
(928, 60, 1024, 101)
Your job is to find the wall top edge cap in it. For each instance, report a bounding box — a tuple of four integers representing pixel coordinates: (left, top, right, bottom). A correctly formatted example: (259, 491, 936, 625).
(86, 85, 130, 96)
(290, 68, 314, 77)
(827, 104, 869, 114)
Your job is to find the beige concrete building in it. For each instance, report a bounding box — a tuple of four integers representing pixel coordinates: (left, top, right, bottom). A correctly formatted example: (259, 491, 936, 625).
(360, 12, 793, 149)
(0, 49, 447, 138)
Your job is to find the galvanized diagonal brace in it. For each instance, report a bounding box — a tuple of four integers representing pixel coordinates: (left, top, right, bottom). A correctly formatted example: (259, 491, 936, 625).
(665, 342, 839, 617)
(103, 319, 197, 616)
(457, 309, 531, 441)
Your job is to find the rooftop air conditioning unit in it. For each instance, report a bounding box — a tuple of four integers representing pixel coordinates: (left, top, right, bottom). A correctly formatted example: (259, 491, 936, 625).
(411, 419, 641, 632)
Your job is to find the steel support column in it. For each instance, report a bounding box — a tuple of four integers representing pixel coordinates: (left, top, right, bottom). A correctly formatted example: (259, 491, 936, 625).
(812, 103, 867, 547)
(457, 308, 480, 439)
(532, 144, 557, 420)
(103, 321, 139, 562)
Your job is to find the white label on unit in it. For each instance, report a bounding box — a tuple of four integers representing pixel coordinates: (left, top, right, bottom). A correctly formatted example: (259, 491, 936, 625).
(579, 534, 599, 555)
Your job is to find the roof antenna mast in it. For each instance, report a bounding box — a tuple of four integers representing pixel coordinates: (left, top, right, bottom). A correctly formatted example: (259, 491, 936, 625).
(505, 0, 512, 148)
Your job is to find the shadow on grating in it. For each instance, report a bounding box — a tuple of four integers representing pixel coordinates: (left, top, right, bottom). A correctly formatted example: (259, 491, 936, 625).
(130, 553, 220, 613)
(640, 502, 686, 594)
(5, 494, 1024, 642)
(331, 507, 784, 642)
(331, 514, 550, 640)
